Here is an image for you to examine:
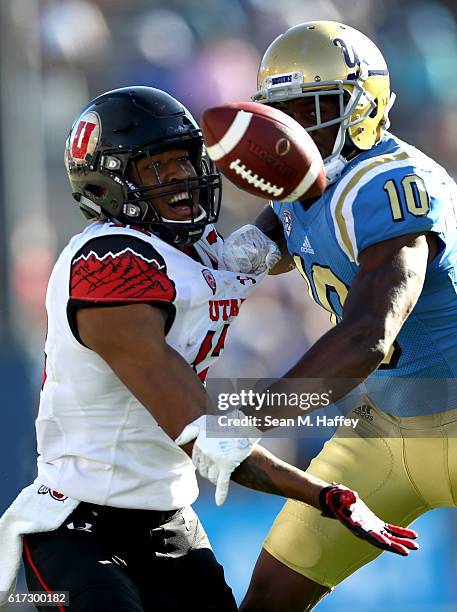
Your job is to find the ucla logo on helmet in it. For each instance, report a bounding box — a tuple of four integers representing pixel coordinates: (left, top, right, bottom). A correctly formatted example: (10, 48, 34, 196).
(69, 111, 101, 164)
(333, 38, 360, 69)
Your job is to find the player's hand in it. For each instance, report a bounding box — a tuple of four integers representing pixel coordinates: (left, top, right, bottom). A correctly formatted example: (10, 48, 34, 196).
(319, 483, 419, 556)
(222, 224, 281, 274)
(175, 414, 261, 506)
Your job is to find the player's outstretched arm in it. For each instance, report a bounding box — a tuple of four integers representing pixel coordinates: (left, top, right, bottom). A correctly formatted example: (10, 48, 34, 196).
(232, 445, 419, 556)
(174, 233, 435, 504)
(262, 231, 436, 416)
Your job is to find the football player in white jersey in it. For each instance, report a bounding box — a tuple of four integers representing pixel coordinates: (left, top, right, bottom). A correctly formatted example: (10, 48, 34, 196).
(0, 87, 417, 611)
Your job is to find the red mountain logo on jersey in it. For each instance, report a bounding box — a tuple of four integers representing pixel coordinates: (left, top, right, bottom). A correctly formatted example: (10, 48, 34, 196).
(71, 247, 176, 302)
(202, 269, 217, 295)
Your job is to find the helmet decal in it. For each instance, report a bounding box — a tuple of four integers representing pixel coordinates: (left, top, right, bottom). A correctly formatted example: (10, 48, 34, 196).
(70, 111, 100, 163)
(333, 38, 359, 68)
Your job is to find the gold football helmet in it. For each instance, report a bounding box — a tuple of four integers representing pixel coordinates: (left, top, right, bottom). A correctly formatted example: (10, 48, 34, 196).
(253, 21, 395, 183)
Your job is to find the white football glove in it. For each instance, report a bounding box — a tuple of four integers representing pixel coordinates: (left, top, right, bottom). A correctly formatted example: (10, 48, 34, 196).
(175, 413, 261, 506)
(222, 224, 281, 274)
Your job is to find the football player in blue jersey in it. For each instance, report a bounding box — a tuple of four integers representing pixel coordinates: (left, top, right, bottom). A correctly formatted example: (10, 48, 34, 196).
(215, 20, 457, 611)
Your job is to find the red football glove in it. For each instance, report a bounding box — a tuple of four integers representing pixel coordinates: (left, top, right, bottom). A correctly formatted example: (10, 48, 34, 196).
(319, 484, 419, 556)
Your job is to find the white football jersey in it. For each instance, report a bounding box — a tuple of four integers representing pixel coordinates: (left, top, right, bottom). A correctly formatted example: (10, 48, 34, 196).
(37, 220, 262, 510)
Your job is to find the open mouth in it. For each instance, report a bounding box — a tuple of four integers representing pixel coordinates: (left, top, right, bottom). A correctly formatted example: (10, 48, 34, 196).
(167, 191, 199, 217)
(168, 191, 191, 208)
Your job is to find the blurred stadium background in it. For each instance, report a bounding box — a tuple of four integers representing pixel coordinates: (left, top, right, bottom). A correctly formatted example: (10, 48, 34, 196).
(1, 0, 457, 610)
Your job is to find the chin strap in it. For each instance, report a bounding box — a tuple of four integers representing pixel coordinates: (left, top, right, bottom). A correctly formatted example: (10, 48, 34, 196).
(381, 91, 396, 131)
(160, 206, 207, 225)
(324, 91, 396, 188)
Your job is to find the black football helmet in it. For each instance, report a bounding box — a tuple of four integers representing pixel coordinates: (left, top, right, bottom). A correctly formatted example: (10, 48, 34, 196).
(65, 86, 222, 246)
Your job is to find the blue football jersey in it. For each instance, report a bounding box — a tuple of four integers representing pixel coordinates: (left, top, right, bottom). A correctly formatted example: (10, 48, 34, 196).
(272, 133, 457, 416)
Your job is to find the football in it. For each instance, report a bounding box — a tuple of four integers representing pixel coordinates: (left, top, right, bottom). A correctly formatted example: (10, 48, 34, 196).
(201, 102, 326, 202)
